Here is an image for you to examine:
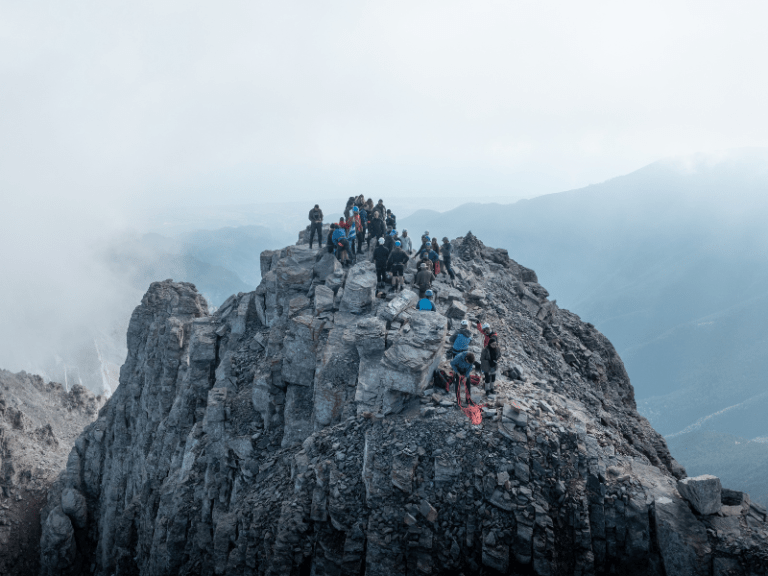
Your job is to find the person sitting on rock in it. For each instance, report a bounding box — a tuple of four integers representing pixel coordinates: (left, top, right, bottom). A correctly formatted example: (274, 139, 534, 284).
(336, 236, 352, 267)
(448, 319, 473, 358)
(450, 350, 476, 390)
(332, 223, 346, 244)
(476, 322, 497, 348)
(481, 337, 501, 394)
(373, 237, 390, 288)
(441, 237, 456, 281)
(387, 240, 409, 292)
(400, 230, 413, 254)
(308, 204, 323, 249)
(417, 289, 436, 311)
(420, 253, 434, 274)
(413, 262, 435, 297)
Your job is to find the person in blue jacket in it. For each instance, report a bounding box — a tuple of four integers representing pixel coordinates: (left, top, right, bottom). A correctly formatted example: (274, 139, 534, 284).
(417, 289, 435, 311)
(451, 351, 476, 385)
(448, 319, 473, 358)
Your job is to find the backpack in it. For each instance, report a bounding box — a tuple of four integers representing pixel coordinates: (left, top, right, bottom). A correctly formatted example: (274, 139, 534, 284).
(453, 332, 471, 351)
(433, 369, 453, 392)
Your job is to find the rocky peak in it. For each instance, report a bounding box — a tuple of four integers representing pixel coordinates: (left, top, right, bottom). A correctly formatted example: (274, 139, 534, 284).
(39, 230, 768, 576)
(0, 370, 103, 576)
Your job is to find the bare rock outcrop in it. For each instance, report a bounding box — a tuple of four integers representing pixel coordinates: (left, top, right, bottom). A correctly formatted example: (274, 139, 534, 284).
(0, 370, 102, 576)
(39, 235, 768, 576)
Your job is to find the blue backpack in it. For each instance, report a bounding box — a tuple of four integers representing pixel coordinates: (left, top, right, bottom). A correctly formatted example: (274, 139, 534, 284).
(453, 332, 471, 351)
(417, 298, 435, 311)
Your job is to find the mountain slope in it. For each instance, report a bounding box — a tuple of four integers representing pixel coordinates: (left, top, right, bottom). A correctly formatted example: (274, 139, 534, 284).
(39, 232, 768, 576)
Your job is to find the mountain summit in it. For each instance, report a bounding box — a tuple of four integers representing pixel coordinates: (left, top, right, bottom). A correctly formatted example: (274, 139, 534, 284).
(40, 231, 768, 575)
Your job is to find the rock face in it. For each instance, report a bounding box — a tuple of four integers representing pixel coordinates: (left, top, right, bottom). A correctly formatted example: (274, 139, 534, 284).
(39, 235, 768, 576)
(0, 370, 102, 576)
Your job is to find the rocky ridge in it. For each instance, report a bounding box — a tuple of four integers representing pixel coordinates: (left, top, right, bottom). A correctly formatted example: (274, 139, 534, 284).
(40, 232, 768, 575)
(0, 369, 103, 576)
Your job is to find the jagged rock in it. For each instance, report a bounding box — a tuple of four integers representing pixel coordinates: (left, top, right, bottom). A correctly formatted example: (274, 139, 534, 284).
(380, 289, 418, 321)
(678, 475, 722, 515)
(446, 300, 468, 319)
(37, 231, 768, 576)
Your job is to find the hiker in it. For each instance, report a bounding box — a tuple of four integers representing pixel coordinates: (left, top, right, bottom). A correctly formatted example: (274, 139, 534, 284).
(441, 237, 456, 281)
(413, 262, 435, 297)
(416, 240, 432, 259)
(384, 229, 397, 252)
(476, 322, 498, 348)
(375, 199, 386, 218)
(420, 253, 434, 274)
(344, 197, 356, 218)
(401, 230, 413, 254)
(387, 240, 409, 291)
(346, 214, 358, 258)
(417, 289, 436, 311)
(427, 244, 440, 275)
(308, 204, 324, 249)
(354, 195, 365, 209)
(373, 237, 390, 287)
(480, 337, 501, 394)
(337, 237, 352, 266)
(326, 224, 337, 253)
(450, 350, 476, 391)
(448, 319, 472, 357)
(368, 211, 385, 249)
(338, 217, 349, 233)
(386, 209, 396, 229)
(357, 205, 368, 253)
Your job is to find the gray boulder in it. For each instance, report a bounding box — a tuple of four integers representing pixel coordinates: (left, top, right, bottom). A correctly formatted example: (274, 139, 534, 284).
(678, 475, 722, 515)
(340, 262, 376, 314)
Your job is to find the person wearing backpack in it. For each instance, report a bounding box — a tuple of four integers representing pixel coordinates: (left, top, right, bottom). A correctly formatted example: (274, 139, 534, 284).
(387, 240, 409, 291)
(476, 322, 498, 348)
(448, 320, 473, 357)
(480, 337, 501, 394)
(413, 262, 435, 297)
(417, 289, 436, 311)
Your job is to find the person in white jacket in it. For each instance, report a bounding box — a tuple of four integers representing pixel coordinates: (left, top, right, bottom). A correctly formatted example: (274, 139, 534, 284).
(400, 230, 413, 254)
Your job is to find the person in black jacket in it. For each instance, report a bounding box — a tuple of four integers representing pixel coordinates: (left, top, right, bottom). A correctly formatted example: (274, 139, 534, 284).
(326, 224, 337, 254)
(308, 205, 324, 249)
(441, 237, 456, 281)
(368, 211, 385, 249)
(385, 209, 396, 229)
(373, 237, 390, 287)
(387, 241, 409, 291)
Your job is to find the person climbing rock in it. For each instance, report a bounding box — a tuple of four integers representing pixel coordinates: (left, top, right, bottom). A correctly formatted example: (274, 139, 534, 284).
(400, 230, 413, 254)
(386, 209, 396, 229)
(417, 289, 436, 311)
(480, 337, 501, 394)
(450, 350, 476, 393)
(427, 243, 440, 275)
(413, 262, 435, 297)
(441, 237, 456, 281)
(387, 240, 409, 291)
(373, 237, 390, 287)
(448, 319, 472, 357)
(308, 204, 323, 249)
(476, 322, 497, 348)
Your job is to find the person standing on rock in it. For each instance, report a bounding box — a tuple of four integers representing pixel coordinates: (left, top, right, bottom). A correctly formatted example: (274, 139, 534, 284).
(357, 205, 367, 253)
(480, 337, 501, 394)
(413, 262, 435, 297)
(476, 322, 497, 348)
(386, 209, 396, 230)
(427, 243, 440, 275)
(387, 240, 409, 291)
(373, 237, 390, 288)
(368, 211, 385, 250)
(344, 197, 356, 218)
(375, 199, 386, 218)
(417, 289, 436, 311)
(326, 223, 338, 254)
(346, 214, 357, 259)
(401, 230, 413, 254)
(441, 237, 456, 282)
(308, 204, 324, 249)
(448, 319, 472, 358)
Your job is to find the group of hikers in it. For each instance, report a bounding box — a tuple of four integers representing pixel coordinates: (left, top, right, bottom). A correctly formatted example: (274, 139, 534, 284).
(307, 197, 457, 303)
(308, 197, 502, 399)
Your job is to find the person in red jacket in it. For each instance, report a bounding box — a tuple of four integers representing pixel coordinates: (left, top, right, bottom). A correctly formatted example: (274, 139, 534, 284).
(476, 322, 497, 348)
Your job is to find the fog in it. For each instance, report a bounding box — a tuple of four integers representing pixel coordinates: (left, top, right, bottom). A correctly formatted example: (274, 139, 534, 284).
(3, 1, 768, 392)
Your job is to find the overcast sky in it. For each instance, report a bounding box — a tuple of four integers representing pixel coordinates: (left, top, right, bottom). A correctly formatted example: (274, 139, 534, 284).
(3, 0, 768, 214)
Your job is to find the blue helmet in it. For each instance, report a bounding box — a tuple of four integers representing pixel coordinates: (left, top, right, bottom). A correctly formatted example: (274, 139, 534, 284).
(390, 229, 397, 236)
(425, 289, 433, 297)
(353, 206, 359, 212)
(395, 241, 401, 246)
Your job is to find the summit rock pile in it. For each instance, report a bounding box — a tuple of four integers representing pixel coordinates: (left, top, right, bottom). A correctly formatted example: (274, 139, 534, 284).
(40, 233, 768, 575)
